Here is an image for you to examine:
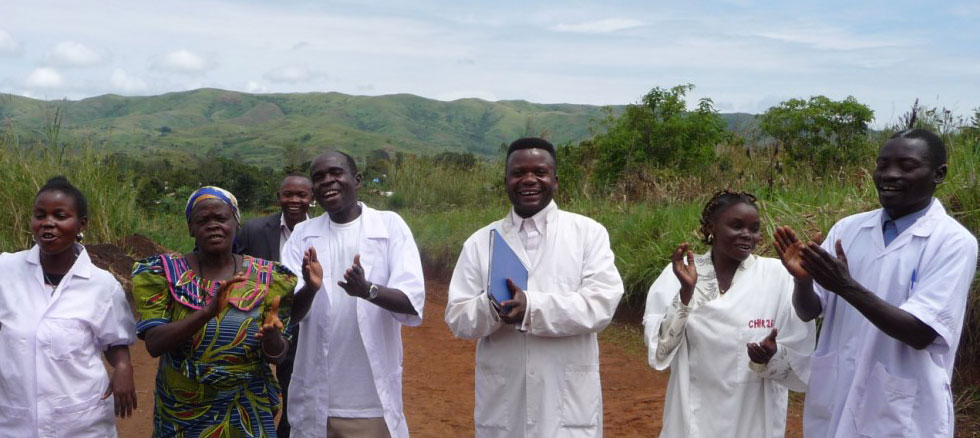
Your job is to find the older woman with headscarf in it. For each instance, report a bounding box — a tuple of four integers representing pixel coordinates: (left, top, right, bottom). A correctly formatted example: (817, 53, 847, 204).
(132, 186, 322, 438)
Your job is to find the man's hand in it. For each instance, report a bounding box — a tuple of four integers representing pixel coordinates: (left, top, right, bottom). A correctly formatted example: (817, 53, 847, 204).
(204, 273, 246, 319)
(302, 247, 323, 292)
(671, 243, 697, 305)
(339, 254, 371, 298)
(801, 239, 856, 295)
(499, 279, 528, 324)
(747, 328, 778, 365)
(102, 349, 137, 418)
(773, 226, 811, 280)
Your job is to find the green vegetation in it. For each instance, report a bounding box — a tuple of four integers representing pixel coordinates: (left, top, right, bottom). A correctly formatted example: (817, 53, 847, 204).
(564, 84, 728, 188)
(759, 96, 875, 171)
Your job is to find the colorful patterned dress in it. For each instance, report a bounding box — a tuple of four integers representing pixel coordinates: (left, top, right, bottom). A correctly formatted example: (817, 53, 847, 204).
(132, 254, 296, 438)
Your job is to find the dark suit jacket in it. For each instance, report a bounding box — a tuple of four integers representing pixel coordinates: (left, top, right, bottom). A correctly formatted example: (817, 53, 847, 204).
(237, 213, 283, 262)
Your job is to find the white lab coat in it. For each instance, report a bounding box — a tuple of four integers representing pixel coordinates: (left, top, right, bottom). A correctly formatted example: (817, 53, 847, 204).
(803, 199, 977, 438)
(445, 206, 624, 438)
(0, 245, 136, 438)
(643, 252, 815, 438)
(281, 204, 425, 438)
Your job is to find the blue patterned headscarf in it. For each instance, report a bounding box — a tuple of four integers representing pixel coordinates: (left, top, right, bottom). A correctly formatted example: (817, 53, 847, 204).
(185, 186, 241, 224)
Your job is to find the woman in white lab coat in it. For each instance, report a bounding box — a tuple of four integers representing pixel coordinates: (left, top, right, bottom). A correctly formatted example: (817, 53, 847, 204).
(0, 176, 137, 438)
(643, 190, 815, 438)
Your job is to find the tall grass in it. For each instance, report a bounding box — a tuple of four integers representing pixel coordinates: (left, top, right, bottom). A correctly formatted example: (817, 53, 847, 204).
(0, 124, 190, 253)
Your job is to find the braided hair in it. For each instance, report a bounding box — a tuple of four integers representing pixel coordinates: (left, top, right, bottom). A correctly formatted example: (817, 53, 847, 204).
(699, 190, 758, 244)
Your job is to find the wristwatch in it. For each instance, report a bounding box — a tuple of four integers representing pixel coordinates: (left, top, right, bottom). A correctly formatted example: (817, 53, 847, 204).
(366, 282, 380, 301)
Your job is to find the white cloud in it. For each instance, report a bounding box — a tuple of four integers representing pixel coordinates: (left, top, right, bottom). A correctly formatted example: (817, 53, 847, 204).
(26, 67, 64, 88)
(263, 65, 323, 84)
(0, 29, 22, 56)
(47, 41, 103, 67)
(154, 49, 210, 73)
(110, 68, 148, 93)
(551, 18, 644, 34)
(245, 80, 268, 93)
(754, 26, 910, 51)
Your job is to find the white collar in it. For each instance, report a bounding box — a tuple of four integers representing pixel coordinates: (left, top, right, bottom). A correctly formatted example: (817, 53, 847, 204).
(280, 212, 309, 231)
(508, 200, 557, 232)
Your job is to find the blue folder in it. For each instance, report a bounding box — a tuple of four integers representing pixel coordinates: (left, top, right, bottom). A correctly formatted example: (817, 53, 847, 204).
(487, 229, 528, 307)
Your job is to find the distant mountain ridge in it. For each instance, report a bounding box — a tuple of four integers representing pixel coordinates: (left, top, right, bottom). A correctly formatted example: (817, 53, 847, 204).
(0, 89, 756, 167)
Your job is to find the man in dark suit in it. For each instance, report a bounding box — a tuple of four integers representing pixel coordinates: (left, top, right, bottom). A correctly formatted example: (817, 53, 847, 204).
(238, 173, 312, 438)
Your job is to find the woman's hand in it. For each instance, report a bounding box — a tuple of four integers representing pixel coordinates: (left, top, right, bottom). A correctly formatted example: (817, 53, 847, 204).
(102, 346, 137, 418)
(302, 247, 323, 292)
(203, 273, 246, 319)
(256, 296, 284, 341)
(256, 296, 288, 362)
(671, 243, 697, 305)
(747, 328, 778, 365)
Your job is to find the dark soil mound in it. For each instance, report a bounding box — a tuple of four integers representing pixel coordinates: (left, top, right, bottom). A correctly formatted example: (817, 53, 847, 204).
(86, 234, 169, 317)
(119, 234, 170, 259)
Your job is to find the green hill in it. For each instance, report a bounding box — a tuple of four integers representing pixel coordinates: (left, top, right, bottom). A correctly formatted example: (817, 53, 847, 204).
(0, 89, 755, 167)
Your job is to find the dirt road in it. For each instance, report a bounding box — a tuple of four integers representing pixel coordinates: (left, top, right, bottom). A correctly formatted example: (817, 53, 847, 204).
(116, 281, 802, 437)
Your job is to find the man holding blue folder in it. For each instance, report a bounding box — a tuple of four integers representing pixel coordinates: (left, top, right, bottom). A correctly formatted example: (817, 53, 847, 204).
(446, 137, 624, 438)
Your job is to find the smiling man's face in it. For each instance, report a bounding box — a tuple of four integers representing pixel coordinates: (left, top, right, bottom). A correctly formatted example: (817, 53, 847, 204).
(872, 137, 946, 219)
(505, 148, 558, 218)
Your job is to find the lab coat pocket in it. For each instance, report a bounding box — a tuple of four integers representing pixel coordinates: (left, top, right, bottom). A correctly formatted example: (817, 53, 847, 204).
(560, 364, 600, 430)
(736, 328, 770, 383)
(42, 319, 91, 360)
(0, 402, 31, 435)
(52, 393, 114, 437)
(474, 368, 510, 431)
(803, 351, 838, 431)
(853, 362, 917, 437)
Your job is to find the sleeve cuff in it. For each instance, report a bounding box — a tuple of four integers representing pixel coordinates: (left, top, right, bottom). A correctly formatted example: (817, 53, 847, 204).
(748, 360, 768, 373)
(135, 318, 169, 340)
(900, 300, 952, 353)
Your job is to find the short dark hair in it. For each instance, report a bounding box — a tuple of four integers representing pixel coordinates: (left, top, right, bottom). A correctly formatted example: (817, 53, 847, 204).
(35, 176, 88, 218)
(889, 128, 946, 168)
(313, 150, 359, 175)
(337, 151, 359, 175)
(700, 189, 758, 244)
(280, 173, 312, 189)
(506, 137, 557, 162)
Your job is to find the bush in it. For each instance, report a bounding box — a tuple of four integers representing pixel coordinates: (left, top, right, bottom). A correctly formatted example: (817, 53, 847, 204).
(587, 85, 727, 184)
(759, 96, 874, 170)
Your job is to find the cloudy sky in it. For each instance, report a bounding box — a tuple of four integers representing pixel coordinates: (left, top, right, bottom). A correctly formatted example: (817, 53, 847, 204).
(2, 0, 978, 124)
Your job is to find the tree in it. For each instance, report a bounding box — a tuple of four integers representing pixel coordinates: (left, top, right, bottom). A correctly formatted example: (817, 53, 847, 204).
(759, 96, 873, 170)
(588, 84, 727, 184)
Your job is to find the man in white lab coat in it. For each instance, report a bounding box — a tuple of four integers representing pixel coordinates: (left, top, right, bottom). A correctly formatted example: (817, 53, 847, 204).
(445, 137, 625, 438)
(282, 151, 425, 438)
(774, 129, 978, 437)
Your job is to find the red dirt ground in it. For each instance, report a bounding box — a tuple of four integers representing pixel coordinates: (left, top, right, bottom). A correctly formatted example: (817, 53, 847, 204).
(114, 281, 805, 437)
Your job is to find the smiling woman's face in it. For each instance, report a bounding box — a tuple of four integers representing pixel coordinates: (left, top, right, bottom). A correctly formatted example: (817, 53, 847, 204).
(708, 202, 761, 263)
(31, 190, 87, 256)
(188, 199, 237, 255)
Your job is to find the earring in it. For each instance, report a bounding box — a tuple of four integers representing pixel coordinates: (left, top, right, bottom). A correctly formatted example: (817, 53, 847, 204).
(706, 233, 714, 244)
(76, 232, 84, 242)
